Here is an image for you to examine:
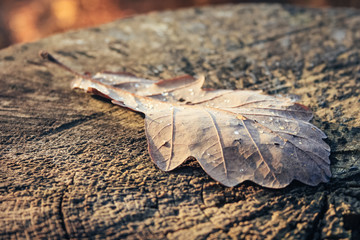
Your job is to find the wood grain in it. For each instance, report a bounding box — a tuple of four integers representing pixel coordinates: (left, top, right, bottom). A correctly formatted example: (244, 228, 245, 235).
(1, 4, 359, 239)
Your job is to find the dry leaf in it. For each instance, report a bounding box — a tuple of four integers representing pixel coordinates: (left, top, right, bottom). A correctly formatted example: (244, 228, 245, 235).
(41, 51, 331, 188)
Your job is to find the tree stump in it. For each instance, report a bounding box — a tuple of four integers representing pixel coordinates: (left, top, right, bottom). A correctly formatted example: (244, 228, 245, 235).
(1, 4, 359, 239)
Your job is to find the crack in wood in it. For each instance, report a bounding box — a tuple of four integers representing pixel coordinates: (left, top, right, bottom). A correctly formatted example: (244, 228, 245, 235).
(58, 188, 70, 240)
(38, 112, 104, 138)
(305, 193, 329, 240)
(58, 174, 75, 240)
(246, 22, 325, 47)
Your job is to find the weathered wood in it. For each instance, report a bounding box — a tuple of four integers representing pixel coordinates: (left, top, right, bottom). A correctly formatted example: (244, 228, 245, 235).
(0, 4, 359, 239)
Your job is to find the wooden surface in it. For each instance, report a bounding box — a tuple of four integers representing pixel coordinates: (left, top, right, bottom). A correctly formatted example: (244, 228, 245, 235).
(1, 4, 359, 239)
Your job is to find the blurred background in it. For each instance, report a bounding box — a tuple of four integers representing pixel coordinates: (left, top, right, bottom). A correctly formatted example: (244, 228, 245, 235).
(1, 0, 359, 49)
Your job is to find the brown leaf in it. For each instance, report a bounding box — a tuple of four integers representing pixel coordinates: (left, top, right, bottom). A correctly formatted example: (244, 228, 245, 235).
(41, 51, 331, 188)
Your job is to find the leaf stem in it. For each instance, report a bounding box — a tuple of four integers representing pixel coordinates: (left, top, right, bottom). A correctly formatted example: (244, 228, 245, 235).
(39, 50, 88, 79)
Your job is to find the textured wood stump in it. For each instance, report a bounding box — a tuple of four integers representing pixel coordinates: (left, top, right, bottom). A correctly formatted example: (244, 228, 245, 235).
(1, 4, 359, 239)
